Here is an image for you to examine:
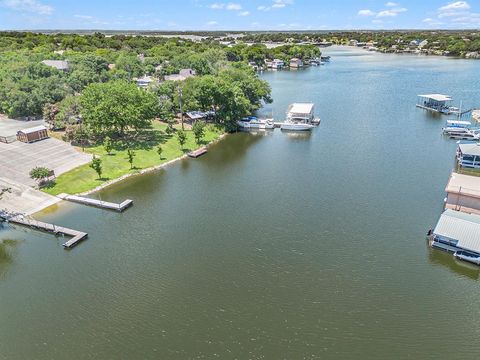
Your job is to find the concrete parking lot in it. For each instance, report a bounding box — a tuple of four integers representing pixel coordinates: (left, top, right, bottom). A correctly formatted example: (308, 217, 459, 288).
(0, 117, 46, 138)
(0, 134, 92, 186)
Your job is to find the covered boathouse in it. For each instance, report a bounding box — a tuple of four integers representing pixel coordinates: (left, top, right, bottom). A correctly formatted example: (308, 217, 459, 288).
(430, 209, 480, 258)
(456, 143, 480, 169)
(16, 125, 49, 143)
(416, 94, 455, 114)
(445, 172, 480, 215)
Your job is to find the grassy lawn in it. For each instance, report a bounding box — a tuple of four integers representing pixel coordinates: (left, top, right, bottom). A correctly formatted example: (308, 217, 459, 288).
(43, 122, 222, 195)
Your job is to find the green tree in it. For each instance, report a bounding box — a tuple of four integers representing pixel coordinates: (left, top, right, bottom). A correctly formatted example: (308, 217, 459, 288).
(103, 136, 113, 154)
(156, 145, 163, 160)
(192, 120, 206, 145)
(89, 155, 102, 179)
(80, 80, 158, 137)
(29, 166, 51, 185)
(176, 129, 187, 149)
(127, 148, 136, 169)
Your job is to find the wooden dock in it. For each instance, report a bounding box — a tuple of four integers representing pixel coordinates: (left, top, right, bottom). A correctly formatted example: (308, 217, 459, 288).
(58, 194, 133, 212)
(187, 147, 208, 158)
(0, 212, 87, 249)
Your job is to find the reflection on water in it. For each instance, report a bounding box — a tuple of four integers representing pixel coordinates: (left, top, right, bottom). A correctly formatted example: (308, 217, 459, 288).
(428, 247, 480, 281)
(282, 130, 312, 141)
(0, 237, 19, 278)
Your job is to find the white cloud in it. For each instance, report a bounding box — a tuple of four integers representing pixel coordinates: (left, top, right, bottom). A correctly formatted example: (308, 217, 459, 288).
(358, 9, 375, 16)
(272, 0, 293, 9)
(74, 14, 93, 20)
(206, 20, 218, 25)
(257, 5, 270, 11)
(238, 11, 249, 16)
(226, 3, 241, 10)
(2, 0, 53, 15)
(385, 2, 398, 6)
(439, 1, 470, 12)
(209, 3, 224, 9)
(376, 7, 407, 17)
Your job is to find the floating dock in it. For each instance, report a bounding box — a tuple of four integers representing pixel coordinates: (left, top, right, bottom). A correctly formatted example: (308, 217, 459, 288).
(0, 212, 87, 249)
(187, 147, 208, 158)
(58, 194, 133, 212)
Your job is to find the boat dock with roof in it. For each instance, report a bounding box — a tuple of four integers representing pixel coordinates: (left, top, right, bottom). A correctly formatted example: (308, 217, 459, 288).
(416, 94, 458, 115)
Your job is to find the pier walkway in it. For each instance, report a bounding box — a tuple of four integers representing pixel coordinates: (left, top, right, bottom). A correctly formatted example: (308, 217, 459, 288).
(187, 147, 208, 158)
(57, 194, 133, 212)
(0, 211, 87, 248)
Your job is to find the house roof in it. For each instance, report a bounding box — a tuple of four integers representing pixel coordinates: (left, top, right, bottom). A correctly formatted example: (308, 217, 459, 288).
(418, 94, 452, 102)
(18, 125, 47, 135)
(288, 103, 314, 115)
(458, 143, 480, 157)
(41, 60, 69, 70)
(434, 209, 480, 254)
(446, 172, 480, 198)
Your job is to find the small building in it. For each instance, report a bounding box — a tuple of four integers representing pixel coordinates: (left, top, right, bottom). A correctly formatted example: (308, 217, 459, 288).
(164, 68, 196, 82)
(456, 143, 480, 169)
(429, 209, 480, 258)
(349, 39, 358, 46)
(16, 125, 49, 143)
(289, 58, 303, 68)
(445, 172, 480, 215)
(272, 59, 285, 69)
(108, 63, 116, 70)
(41, 60, 69, 71)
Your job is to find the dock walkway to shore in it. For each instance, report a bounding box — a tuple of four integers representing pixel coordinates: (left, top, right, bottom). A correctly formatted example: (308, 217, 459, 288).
(57, 194, 133, 212)
(0, 212, 88, 248)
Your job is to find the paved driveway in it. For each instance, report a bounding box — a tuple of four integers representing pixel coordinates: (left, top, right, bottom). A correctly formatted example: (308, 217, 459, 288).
(0, 138, 92, 186)
(0, 118, 46, 137)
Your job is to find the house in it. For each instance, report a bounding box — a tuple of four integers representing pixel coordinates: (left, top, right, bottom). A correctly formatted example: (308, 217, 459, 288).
(445, 172, 480, 215)
(16, 125, 49, 143)
(430, 209, 480, 258)
(349, 39, 358, 46)
(456, 143, 480, 169)
(272, 59, 285, 69)
(164, 68, 196, 82)
(289, 58, 303, 68)
(41, 60, 69, 71)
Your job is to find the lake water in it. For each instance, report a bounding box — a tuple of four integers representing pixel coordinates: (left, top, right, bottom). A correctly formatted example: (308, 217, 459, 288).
(2, 46, 480, 359)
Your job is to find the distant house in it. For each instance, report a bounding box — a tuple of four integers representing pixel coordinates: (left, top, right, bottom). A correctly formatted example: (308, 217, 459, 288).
(272, 59, 285, 69)
(289, 58, 303, 68)
(456, 143, 480, 169)
(349, 39, 358, 46)
(164, 68, 196, 82)
(135, 75, 156, 89)
(445, 172, 480, 216)
(108, 63, 116, 70)
(17, 125, 49, 143)
(41, 60, 69, 71)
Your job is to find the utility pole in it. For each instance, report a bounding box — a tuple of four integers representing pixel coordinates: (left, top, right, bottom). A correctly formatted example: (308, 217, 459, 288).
(178, 88, 184, 131)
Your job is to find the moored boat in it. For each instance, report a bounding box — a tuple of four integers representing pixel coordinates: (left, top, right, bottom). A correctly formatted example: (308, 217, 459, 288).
(280, 103, 318, 131)
(454, 251, 480, 266)
(237, 117, 274, 130)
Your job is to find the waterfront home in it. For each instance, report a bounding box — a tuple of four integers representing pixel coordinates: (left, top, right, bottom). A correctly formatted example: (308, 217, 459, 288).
(349, 39, 358, 46)
(272, 59, 285, 69)
(416, 94, 457, 114)
(456, 143, 480, 169)
(41, 60, 69, 71)
(289, 58, 303, 68)
(16, 125, 49, 143)
(445, 172, 480, 215)
(429, 209, 480, 264)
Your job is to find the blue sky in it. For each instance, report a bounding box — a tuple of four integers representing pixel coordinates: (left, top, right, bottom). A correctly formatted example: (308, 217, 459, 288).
(0, 0, 479, 30)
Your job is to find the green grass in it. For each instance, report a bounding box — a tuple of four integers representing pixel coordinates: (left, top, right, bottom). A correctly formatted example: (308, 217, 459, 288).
(43, 122, 222, 195)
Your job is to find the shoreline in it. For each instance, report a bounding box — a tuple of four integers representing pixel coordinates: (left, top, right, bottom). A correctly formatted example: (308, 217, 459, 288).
(78, 132, 228, 196)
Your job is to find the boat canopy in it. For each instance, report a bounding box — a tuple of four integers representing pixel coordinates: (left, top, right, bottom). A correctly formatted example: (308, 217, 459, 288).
(447, 120, 472, 126)
(418, 94, 452, 102)
(433, 209, 480, 254)
(288, 103, 314, 116)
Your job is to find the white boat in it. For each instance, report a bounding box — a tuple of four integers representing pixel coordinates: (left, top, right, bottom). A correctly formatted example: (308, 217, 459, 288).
(447, 129, 480, 140)
(237, 117, 274, 130)
(454, 251, 480, 266)
(280, 103, 318, 132)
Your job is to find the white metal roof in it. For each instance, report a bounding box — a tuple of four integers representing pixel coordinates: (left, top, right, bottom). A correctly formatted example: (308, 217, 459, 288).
(458, 143, 480, 157)
(288, 103, 314, 115)
(418, 94, 452, 102)
(18, 125, 47, 135)
(446, 172, 480, 198)
(41, 60, 69, 70)
(434, 209, 480, 253)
